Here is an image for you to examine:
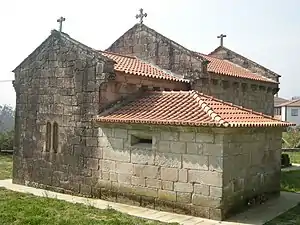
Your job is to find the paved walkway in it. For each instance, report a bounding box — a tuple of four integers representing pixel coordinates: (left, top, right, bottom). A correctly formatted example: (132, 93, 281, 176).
(1, 179, 300, 225)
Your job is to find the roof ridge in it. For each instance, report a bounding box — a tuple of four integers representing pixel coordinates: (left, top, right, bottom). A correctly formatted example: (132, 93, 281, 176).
(13, 30, 113, 72)
(95, 89, 293, 128)
(189, 90, 229, 127)
(194, 51, 277, 84)
(208, 46, 280, 78)
(99, 50, 136, 59)
(193, 90, 281, 122)
(56, 31, 113, 62)
(107, 23, 206, 63)
(139, 24, 208, 63)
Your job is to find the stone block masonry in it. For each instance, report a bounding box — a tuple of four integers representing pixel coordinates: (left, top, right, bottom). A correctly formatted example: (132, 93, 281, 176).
(14, 118, 284, 221)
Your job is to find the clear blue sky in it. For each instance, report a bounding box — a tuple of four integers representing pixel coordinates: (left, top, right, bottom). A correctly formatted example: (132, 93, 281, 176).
(0, 0, 299, 107)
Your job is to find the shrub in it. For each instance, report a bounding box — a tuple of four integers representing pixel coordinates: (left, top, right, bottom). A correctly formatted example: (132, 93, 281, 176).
(281, 153, 291, 167)
(0, 130, 14, 150)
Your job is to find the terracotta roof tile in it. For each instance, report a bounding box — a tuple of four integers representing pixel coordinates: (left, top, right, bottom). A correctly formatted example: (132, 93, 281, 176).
(100, 51, 189, 83)
(194, 53, 277, 83)
(95, 91, 292, 128)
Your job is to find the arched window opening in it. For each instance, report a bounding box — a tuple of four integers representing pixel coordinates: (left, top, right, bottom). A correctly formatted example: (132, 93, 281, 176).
(52, 122, 59, 153)
(46, 122, 51, 152)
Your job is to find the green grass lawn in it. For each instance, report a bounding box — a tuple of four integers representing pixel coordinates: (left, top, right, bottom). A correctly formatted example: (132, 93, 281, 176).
(265, 203, 300, 225)
(285, 151, 300, 164)
(281, 170, 300, 193)
(0, 153, 12, 179)
(0, 188, 177, 225)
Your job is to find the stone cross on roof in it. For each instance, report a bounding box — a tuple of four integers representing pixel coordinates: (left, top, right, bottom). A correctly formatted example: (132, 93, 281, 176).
(217, 34, 227, 47)
(57, 16, 66, 32)
(136, 8, 147, 24)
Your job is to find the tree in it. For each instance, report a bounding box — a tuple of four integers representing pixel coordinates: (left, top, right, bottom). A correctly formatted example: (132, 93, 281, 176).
(0, 104, 14, 132)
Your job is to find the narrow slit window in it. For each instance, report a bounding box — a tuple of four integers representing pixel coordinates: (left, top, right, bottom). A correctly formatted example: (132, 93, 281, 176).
(46, 122, 51, 152)
(52, 122, 59, 153)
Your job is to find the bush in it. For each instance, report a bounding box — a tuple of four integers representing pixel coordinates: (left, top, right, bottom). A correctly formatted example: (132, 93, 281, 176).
(0, 130, 14, 150)
(281, 153, 291, 167)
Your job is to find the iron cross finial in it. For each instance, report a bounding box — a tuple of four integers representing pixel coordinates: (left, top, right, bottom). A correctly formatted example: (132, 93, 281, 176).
(57, 16, 66, 32)
(136, 8, 147, 24)
(217, 34, 227, 47)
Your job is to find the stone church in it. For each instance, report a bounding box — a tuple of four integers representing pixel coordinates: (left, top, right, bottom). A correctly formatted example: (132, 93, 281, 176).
(12, 12, 291, 221)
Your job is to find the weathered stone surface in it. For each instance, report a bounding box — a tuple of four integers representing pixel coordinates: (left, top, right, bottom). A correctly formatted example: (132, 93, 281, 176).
(117, 173, 131, 184)
(160, 131, 179, 141)
(146, 178, 161, 188)
(116, 162, 133, 174)
(182, 154, 208, 170)
(103, 148, 130, 162)
(194, 184, 210, 196)
(195, 133, 214, 143)
(113, 128, 128, 139)
(192, 194, 222, 208)
(131, 176, 145, 187)
(161, 181, 174, 190)
(101, 160, 115, 172)
(158, 190, 176, 201)
(210, 186, 222, 198)
(179, 132, 195, 142)
(155, 152, 181, 168)
(131, 149, 154, 165)
(176, 192, 191, 203)
(186, 142, 204, 154)
(188, 170, 222, 187)
(133, 165, 160, 179)
(170, 142, 186, 154)
(160, 167, 178, 181)
(174, 182, 193, 193)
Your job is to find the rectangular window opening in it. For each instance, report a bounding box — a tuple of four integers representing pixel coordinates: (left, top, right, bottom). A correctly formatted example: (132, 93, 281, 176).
(131, 135, 153, 148)
(291, 109, 298, 117)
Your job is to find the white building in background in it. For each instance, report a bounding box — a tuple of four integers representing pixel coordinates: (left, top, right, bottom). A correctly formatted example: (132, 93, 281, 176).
(276, 98, 300, 126)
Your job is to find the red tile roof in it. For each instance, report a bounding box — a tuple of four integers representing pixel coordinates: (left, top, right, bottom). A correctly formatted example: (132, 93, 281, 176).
(95, 91, 292, 128)
(100, 51, 189, 83)
(194, 53, 277, 83)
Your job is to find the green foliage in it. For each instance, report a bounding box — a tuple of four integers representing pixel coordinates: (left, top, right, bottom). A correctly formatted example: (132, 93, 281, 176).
(0, 130, 14, 150)
(0, 104, 14, 132)
(281, 153, 291, 167)
(0, 154, 13, 179)
(283, 126, 300, 148)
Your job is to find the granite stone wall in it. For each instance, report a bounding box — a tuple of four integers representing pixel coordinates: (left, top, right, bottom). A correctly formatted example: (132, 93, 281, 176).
(107, 24, 279, 116)
(107, 24, 207, 81)
(222, 127, 283, 217)
(192, 74, 277, 116)
(12, 31, 115, 185)
(13, 119, 283, 220)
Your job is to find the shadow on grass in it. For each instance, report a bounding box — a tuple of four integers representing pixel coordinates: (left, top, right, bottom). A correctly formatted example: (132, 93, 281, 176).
(265, 203, 300, 225)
